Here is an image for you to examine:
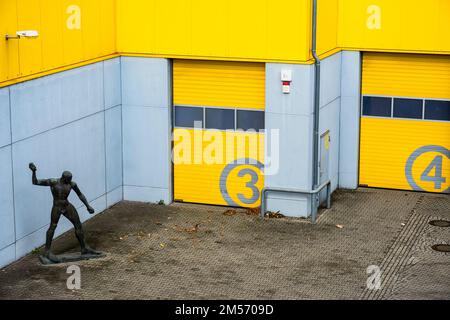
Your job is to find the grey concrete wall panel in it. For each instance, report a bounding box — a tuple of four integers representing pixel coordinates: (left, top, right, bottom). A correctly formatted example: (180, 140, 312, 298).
(15, 225, 48, 260)
(0, 88, 11, 148)
(266, 63, 314, 116)
(104, 58, 122, 109)
(0, 244, 15, 269)
(265, 113, 313, 190)
(107, 186, 123, 208)
(12, 113, 106, 241)
(121, 57, 170, 108)
(0, 146, 15, 250)
(122, 107, 170, 191)
(339, 51, 361, 189)
(318, 52, 343, 192)
(320, 52, 342, 108)
(124, 185, 170, 204)
(265, 62, 315, 217)
(319, 98, 341, 193)
(105, 105, 123, 192)
(121, 57, 171, 204)
(10, 62, 104, 143)
(341, 51, 362, 97)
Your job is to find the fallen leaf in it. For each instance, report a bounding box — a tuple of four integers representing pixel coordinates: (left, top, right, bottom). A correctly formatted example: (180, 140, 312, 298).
(265, 211, 284, 219)
(223, 209, 238, 216)
(172, 224, 201, 234)
(160, 243, 166, 248)
(186, 224, 200, 234)
(246, 207, 261, 216)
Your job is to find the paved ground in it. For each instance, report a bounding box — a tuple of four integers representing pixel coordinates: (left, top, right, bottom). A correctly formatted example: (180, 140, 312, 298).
(0, 188, 449, 300)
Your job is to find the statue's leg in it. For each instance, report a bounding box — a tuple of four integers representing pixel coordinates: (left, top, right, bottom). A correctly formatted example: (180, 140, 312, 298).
(65, 204, 101, 255)
(64, 204, 88, 253)
(45, 207, 61, 257)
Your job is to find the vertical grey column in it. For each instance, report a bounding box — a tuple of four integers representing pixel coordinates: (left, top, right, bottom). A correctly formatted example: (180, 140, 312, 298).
(121, 57, 172, 204)
(339, 51, 361, 189)
(265, 63, 315, 218)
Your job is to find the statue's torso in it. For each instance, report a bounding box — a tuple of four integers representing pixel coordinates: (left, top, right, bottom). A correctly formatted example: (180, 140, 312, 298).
(51, 180, 72, 207)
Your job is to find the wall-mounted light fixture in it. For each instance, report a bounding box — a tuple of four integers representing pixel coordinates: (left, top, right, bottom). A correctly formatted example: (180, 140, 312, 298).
(5, 30, 39, 40)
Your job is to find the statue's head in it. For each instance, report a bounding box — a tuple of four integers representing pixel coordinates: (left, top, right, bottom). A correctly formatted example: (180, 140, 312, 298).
(61, 171, 73, 184)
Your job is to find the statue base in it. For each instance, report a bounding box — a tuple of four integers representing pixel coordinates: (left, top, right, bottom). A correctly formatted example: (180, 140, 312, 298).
(39, 252, 106, 265)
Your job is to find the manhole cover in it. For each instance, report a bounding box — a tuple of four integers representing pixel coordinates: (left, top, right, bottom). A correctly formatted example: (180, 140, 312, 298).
(429, 220, 450, 228)
(432, 244, 450, 253)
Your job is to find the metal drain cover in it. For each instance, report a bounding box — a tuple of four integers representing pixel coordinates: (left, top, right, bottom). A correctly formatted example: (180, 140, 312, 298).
(432, 244, 450, 253)
(429, 220, 450, 228)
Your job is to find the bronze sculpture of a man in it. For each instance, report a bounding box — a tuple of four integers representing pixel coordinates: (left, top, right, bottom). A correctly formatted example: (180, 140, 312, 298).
(29, 163, 102, 263)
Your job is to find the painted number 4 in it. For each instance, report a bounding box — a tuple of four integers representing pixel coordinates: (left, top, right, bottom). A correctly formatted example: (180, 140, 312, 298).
(421, 156, 446, 190)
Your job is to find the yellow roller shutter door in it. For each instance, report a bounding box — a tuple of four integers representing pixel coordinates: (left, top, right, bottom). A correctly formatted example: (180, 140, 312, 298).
(173, 60, 266, 207)
(360, 53, 450, 193)
(174, 60, 265, 110)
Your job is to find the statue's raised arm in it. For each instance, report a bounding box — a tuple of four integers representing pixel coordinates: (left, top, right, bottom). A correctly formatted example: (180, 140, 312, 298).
(29, 163, 54, 187)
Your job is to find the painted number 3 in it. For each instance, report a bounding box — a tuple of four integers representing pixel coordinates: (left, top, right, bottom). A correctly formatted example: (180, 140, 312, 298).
(220, 159, 264, 207)
(237, 169, 260, 205)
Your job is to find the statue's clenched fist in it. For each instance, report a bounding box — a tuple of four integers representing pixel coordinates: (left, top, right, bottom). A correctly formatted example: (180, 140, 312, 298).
(29, 163, 37, 172)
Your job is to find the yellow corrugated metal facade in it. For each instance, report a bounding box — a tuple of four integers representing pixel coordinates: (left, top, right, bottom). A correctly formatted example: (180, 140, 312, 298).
(173, 60, 265, 207)
(117, 0, 313, 63)
(173, 60, 265, 110)
(360, 53, 450, 193)
(362, 53, 450, 99)
(2, 1, 450, 87)
(339, 0, 450, 54)
(0, 0, 117, 86)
